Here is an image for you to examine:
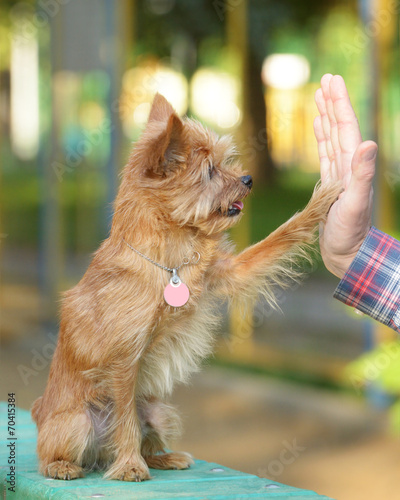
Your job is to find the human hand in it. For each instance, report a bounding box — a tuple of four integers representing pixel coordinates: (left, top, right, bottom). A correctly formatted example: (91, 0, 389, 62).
(314, 74, 378, 278)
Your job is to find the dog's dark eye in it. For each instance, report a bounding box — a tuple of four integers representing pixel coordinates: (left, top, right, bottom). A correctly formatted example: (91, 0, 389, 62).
(209, 165, 215, 179)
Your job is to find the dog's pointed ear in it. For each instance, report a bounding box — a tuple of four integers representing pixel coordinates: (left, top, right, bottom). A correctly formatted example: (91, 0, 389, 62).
(142, 94, 188, 176)
(148, 93, 176, 123)
(150, 113, 186, 175)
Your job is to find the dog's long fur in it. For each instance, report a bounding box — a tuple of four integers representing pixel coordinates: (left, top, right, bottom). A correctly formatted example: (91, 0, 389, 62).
(32, 94, 341, 481)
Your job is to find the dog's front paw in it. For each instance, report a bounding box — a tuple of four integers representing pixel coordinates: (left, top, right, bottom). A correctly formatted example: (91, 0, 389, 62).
(145, 451, 194, 470)
(105, 458, 151, 482)
(45, 460, 84, 480)
(310, 181, 343, 217)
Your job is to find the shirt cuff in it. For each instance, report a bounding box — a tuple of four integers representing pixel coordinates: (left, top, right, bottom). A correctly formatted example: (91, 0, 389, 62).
(334, 227, 400, 333)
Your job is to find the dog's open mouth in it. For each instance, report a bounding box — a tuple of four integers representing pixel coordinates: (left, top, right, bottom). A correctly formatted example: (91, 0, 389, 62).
(227, 201, 244, 217)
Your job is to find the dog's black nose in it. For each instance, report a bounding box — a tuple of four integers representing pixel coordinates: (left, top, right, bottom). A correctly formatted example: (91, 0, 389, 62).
(241, 175, 253, 189)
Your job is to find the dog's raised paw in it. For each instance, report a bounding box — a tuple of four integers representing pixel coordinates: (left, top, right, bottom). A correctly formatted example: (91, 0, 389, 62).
(145, 451, 194, 470)
(45, 460, 84, 480)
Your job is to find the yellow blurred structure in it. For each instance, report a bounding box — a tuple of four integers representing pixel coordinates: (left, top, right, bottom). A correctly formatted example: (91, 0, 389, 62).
(225, 0, 255, 358)
(265, 85, 321, 171)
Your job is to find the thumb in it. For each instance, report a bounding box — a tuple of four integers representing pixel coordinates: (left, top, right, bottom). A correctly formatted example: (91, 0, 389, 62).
(348, 140, 377, 200)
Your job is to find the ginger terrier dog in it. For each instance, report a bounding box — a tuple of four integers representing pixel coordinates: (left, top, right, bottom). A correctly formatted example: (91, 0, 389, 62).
(32, 94, 340, 481)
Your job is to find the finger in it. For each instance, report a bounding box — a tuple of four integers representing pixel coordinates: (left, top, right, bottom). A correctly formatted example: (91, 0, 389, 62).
(316, 77, 335, 172)
(314, 89, 329, 180)
(329, 76, 363, 170)
(313, 115, 331, 183)
(346, 140, 377, 212)
(351, 140, 377, 186)
(314, 87, 326, 117)
(321, 74, 341, 176)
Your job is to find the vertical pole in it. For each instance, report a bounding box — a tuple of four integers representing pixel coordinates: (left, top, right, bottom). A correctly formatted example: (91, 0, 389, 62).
(226, 0, 253, 250)
(226, 0, 255, 357)
(103, 0, 134, 234)
(360, 0, 398, 410)
(372, 0, 396, 235)
(38, 6, 64, 322)
(104, 0, 118, 232)
(371, 0, 397, 347)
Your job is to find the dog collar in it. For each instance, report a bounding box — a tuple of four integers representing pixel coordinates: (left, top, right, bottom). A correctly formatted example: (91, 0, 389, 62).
(122, 239, 200, 307)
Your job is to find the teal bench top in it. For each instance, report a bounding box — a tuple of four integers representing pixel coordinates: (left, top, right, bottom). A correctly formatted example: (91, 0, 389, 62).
(0, 403, 335, 499)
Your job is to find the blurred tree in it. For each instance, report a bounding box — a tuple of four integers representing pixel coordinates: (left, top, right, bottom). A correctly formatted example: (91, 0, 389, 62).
(134, 0, 338, 184)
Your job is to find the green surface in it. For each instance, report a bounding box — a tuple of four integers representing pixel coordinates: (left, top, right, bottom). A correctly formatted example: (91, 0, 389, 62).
(0, 403, 335, 499)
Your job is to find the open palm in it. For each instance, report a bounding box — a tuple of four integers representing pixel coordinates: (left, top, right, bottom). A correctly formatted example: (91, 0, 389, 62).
(314, 74, 377, 278)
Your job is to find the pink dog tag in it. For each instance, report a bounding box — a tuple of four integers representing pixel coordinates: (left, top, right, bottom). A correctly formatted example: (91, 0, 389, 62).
(164, 281, 190, 307)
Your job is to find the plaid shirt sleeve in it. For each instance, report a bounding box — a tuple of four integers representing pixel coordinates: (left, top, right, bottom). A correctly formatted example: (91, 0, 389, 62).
(334, 226, 400, 333)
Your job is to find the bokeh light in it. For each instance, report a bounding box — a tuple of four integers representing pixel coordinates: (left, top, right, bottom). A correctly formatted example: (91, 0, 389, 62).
(262, 54, 310, 90)
(120, 62, 188, 137)
(190, 68, 241, 129)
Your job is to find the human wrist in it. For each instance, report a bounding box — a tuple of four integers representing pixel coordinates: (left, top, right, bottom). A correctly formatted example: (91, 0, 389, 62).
(322, 252, 359, 279)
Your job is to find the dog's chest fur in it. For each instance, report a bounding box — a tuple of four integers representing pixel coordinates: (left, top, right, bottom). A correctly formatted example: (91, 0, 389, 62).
(137, 294, 219, 398)
(67, 235, 226, 399)
(134, 246, 222, 398)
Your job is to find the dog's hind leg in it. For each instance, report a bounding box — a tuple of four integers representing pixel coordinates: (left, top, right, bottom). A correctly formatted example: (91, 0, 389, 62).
(139, 398, 193, 470)
(145, 451, 193, 470)
(36, 406, 94, 480)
